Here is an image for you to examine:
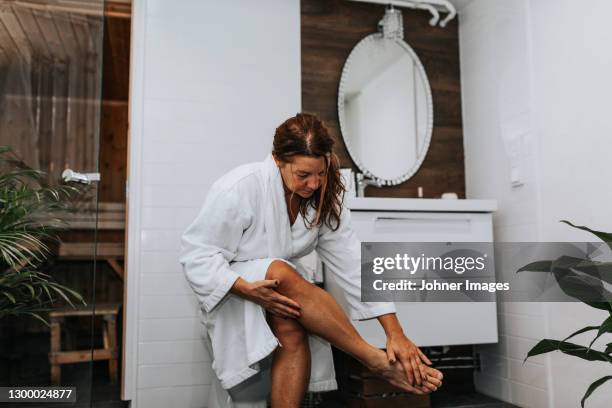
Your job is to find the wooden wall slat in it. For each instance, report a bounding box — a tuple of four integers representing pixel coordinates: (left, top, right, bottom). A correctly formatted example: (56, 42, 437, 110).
(99, 101, 128, 202)
(99, 16, 130, 203)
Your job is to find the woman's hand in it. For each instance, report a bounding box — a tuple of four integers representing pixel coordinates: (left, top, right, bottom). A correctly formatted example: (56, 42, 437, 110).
(377, 313, 440, 389)
(231, 277, 301, 319)
(385, 332, 432, 387)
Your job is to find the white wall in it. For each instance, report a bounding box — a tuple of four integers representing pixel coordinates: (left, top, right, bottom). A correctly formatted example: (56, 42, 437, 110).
(460, 0, 612, 407)
(124, 1, 301, 406)
(530, 1, 612, 407)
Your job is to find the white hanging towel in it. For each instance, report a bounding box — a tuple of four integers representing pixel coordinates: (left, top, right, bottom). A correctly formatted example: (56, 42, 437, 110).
(179, 154, 396, 401)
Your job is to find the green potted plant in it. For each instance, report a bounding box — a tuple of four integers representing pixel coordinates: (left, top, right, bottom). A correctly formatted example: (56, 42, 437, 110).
(519, 220, 612, 407)
(0, 146, 85, 325)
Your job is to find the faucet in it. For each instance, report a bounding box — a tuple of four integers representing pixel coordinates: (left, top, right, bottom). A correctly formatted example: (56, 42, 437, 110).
(356, 173, 382, 197)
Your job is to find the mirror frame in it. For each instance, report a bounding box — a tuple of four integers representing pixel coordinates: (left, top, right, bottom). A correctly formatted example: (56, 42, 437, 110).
(337, 33, 434, 186)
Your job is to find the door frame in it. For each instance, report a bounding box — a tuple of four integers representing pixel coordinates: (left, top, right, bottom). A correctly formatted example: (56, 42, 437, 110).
(122, 0, 145, 401)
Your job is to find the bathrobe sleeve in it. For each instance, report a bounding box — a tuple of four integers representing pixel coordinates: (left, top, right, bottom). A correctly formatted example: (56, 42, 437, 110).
(179, 184, 250, 313)
(315, 207, 396, 321)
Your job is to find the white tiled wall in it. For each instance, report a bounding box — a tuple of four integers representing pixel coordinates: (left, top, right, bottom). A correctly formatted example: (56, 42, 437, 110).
(125, 1, 301, 406)
(459, 0, 612, 407)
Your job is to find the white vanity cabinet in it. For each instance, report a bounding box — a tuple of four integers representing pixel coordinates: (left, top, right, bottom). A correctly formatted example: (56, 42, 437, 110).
(324, 197, 499, 348)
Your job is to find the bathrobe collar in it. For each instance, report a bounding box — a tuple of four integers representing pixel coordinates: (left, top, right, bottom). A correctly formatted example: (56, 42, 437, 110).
(262, 154, 293, 258)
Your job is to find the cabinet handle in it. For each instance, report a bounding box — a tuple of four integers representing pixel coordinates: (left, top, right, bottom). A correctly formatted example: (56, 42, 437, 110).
(375, 216, 422, 222)
(374, 216, 469, 222)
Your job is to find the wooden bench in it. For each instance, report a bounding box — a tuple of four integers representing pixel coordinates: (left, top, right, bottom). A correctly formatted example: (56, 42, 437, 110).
(48, 202, 125, 384)
(48, 303, 120, 385)
(58, 241, 124, 280)
(63, 202, 126, 230)
(56, 201, 126, 280)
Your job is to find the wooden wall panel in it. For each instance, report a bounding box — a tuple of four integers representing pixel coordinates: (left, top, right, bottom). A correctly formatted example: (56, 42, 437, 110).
(99, 15, 130, 203)
(301, 0, 465, 199)
(99, 100, 128, 203)
(102, 15, 130, 101)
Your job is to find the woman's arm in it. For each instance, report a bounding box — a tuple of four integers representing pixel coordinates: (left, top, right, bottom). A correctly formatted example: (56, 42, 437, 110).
(377, 313, 432, 386)
(315, 209, 396, 320)
(377, 312, 404, 338)
(179, 184, 247, 312)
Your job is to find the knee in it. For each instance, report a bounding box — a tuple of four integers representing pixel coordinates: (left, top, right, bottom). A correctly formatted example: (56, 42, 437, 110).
(265, 260, 304, 292)
(269, 316, 308, 351)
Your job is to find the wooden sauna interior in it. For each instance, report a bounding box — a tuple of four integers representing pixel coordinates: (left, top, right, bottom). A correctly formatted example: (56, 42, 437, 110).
(0, 0, 132, 393)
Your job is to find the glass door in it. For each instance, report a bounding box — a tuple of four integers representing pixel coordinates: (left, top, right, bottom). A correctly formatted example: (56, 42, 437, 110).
(0, 1, 108, 406)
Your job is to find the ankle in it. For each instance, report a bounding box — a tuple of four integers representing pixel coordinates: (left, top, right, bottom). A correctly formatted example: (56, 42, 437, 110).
(363, 348, 387, 372)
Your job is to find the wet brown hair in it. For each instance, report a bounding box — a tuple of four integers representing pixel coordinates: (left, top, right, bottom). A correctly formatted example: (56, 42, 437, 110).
(272, 113, 345, 231)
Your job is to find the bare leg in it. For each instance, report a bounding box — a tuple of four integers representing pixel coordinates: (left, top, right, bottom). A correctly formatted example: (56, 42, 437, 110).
(265, 260, 442, 395)
(266, 313, 310, 408)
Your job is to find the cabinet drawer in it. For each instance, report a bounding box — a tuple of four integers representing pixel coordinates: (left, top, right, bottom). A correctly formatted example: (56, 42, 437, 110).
(350, 210, 493, 242)
(323, 209, 498, 347)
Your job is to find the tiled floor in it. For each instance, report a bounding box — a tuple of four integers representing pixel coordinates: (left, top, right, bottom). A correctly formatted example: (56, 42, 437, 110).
(431, 390, 518, 408)
(2, 333, 516, 408)
(313, 390, 518, 408)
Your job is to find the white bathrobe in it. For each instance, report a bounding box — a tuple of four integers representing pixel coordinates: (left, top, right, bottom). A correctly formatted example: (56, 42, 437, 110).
(179, 154, 395, 406)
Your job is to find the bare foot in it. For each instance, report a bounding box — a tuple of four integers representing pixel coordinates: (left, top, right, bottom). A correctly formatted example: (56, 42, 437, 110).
(367, 350, 442, 394)
(420, 366, 443, 392)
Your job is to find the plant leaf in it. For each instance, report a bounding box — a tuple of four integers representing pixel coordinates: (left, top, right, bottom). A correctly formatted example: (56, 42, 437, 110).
(518, 256, 612, 312)
(525, 339, 612, 363)
(559, 341, 612, 363)
(23, 311, 50, 327)
(561, 220, 612, 251)
(48, 282, 85, 304)
(584, 302, 612, 313)
(47, 284, 75, 307)
(581, 375, 612, 408)
(0, 147, 85, 320)
(22, 282, 36, 299)
(517, 260, 553, 273)
(569, 260, 612, 285)
(563, 325, 599, 342)
(525, 339, 563, 362)
(1, 291, 16, 303)
(587, 316, 612, 351)
(554, 270, 612, 310)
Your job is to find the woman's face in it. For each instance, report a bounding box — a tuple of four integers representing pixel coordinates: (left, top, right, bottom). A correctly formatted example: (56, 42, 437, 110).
(276, 155, 327, 199)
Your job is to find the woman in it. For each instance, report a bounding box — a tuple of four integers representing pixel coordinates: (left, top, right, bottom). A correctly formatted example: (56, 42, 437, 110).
(179, 113, 443, 407)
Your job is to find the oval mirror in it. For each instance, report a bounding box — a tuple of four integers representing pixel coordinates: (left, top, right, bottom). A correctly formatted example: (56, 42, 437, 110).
(338, 20, 433, 185)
